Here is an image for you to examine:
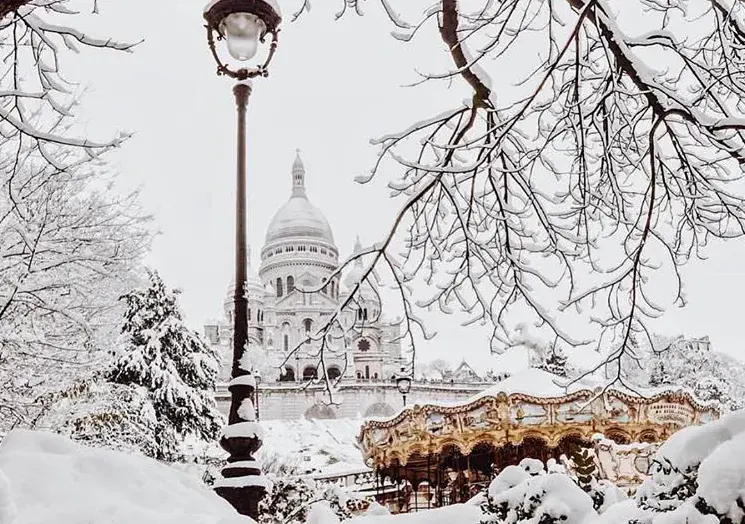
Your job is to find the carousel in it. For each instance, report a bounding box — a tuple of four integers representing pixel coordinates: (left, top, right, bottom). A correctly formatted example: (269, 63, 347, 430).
(358, 369, 719, 513)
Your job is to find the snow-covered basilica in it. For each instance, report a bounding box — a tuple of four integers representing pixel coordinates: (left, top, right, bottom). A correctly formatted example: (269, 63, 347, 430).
(204, 152, 405, 384)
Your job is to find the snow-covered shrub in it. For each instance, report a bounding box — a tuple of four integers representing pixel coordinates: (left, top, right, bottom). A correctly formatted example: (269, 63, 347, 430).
(33, 378, 164, 458)
(481, 458, 599, 524)
(631, 410, 745, 522)
(563, 442, 627, 513)
(259, 477, 352, 524)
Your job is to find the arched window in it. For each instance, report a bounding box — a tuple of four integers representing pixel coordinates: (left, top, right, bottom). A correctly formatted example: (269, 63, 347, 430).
(363, 308, 368, 320)
(303, 366, 318, 381)
(283, 334, 289, 352)
(330, 280, 335, 297)
(303, 318, 313, 334)
(373, 372, 379, 380)
(287, 276, 295, 294)
(327, 366, 342, 380)
(276, 277, 283, 297)
(356, 372, 362, 379)
(279, 366, 295, 382)
(365, 365, 370, 379)
(357, 309, 362, 321)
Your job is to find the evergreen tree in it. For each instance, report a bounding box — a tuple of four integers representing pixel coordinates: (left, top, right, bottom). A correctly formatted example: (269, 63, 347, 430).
(108, 270, 222, 459)
(542, 350, 569, 378)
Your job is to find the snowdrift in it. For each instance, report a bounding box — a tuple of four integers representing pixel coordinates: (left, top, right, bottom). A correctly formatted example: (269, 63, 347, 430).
(0, 429, 250, 524)
(348, 501, 482, 524)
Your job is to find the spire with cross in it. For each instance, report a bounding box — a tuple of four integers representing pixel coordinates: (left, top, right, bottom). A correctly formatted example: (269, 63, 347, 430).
(292, 148, 306, 197)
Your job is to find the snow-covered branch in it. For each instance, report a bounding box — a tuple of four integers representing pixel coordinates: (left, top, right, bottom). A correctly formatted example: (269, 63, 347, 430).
(293, 0, 745, 384)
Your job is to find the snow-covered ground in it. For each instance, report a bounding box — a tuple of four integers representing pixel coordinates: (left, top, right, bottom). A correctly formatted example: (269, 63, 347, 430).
(257, 418, 366, 476)
(0, 429, 251, 524)
(6, 410, 745, 524)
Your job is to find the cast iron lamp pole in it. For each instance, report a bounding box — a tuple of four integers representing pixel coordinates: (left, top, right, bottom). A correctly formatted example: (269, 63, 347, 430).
(203, 0, 281, 518)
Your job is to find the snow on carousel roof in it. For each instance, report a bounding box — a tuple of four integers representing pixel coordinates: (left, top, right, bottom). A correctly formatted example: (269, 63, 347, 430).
(469, 368, 601, 401)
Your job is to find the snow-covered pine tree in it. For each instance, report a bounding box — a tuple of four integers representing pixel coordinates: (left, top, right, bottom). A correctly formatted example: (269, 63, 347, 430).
(541, 350, 569, 378)
(108, 270, 223, 460)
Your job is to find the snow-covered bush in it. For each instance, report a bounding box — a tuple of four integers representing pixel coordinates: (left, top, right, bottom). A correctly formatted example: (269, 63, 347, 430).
(33, 379, 163, 458)
(480, 456, 627, 524)
(630, 410, 745, 522)
(259, 477, 352, 524)
(481, 458, 599, 524)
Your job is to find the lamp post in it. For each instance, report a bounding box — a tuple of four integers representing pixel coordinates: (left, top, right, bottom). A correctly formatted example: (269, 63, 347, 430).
(202, 0, 281, 518)
(254, 373, 262, 420)
(396, 367, 412, 407)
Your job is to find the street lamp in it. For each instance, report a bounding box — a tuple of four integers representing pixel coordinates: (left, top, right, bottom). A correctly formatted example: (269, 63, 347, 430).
(254, 373, 262, 420)
(396, 367, 412, 407)
(203, 0, 281, 519)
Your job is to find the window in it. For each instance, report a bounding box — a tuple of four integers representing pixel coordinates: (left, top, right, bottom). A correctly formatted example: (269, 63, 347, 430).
(303, 318, 313, 333)
(356, 372, 362, 379)
(373, 372, 379, 380)
(330, 281, 336, 297)
(322, 278, 327, 295)
(321, 249, 327, 255)
(365, 365, 370, 379)
(276, 278, 283, 297)
(357, 339, 370, 352)
(259, 310, 263, 322)
(310, 246, 318, 253)
(303, 366, 318, 381)
(363, 308, 368, 321)
(280, 366, 295, 382)
(283, 334, 289, 352)
(327, 367, 342, 380)
(287, 276, 295, 294)
(248, 309, 251, 321)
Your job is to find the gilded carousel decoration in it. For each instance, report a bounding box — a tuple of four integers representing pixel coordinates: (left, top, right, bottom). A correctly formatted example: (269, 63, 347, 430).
(358, 371, 719, 512)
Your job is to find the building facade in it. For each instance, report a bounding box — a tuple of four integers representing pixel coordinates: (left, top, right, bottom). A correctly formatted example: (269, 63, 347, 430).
(204, 151, 405, 385)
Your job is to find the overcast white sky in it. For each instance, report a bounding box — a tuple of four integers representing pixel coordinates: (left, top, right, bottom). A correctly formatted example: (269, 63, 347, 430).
(64, 0, 745, 371)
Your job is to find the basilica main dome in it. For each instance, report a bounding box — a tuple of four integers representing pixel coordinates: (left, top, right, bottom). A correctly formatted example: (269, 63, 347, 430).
(264, 151, 335, 245)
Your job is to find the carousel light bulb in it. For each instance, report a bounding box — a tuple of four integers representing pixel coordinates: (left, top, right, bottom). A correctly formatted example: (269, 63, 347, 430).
(220, 12, 266, 61)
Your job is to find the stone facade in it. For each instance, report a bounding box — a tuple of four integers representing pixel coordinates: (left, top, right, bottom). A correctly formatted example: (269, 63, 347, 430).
(204, 151, 405, 387)
(215, 381, 491, 420)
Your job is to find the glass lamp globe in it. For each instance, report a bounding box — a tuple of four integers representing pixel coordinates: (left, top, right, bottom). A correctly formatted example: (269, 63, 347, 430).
(220, 12, 267, 61)
(397, 375, 412, 395)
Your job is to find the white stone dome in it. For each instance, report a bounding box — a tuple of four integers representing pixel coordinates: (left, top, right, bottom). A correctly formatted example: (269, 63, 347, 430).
(264, 151, 335, 245)
(265, 196, 334, 243)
